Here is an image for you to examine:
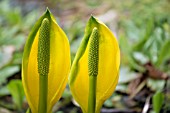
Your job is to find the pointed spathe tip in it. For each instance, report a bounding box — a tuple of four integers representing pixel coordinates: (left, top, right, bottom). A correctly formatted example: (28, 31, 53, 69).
(89, 15, 98, 25)
(46, 7, 49, 11)
(90, 14, 95, 19)
(45, 7, 51, 14)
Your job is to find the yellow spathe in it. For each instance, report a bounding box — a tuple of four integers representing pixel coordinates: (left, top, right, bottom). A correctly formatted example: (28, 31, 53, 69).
(22, 9, 70, 113)
(69, 16, 120, 113)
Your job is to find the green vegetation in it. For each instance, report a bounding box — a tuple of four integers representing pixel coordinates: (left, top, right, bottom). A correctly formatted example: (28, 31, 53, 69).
(0, 0, 170, 113)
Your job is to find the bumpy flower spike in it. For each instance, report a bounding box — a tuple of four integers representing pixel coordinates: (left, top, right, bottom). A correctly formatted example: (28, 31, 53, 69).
(69, 16, 120, 113)
(22, 8, 70, 113)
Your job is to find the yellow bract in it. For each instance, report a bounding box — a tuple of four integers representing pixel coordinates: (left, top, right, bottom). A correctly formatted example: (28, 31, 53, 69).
(22, 9, 70, 113)
(69, 16, 120, 113)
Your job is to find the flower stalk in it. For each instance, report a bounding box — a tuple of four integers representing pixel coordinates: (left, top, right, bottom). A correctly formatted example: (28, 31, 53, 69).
(37, 18, 50, 113)
(88, 27, 99, 113)
(88, 76, 97, 113)
(38, 76, 48, 113)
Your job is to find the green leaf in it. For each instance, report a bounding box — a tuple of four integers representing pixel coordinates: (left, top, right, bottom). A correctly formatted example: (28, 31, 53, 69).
(119, 36, 145, 72)
(0, 46, 15, 69)
(156, 39, 170, 67)
(26, 108, 32, 113)
(0, 66, 20, 86)
(133, 52, 149, 65)
(133, 19, 154, 51)
(12, 52, 23, 65)
(119, 67, 138, 84)
(147, 78, 165, 91)
(115, 84, 128, 93)
(152, 91, 164, 113)
(7, 34, 25, 51)
(104, 99, 114, 107)
(0, 85, 10, 97)
(7, 80, 25, 110)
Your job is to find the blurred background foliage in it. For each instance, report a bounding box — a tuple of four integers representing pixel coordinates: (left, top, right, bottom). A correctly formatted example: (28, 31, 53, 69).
(0, 0, 170, 113)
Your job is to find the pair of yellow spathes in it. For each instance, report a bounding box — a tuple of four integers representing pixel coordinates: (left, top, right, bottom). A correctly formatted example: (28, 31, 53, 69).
(22, 9, 120, 113)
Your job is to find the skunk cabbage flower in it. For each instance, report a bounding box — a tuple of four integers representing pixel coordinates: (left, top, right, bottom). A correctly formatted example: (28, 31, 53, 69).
(22, 9, 70, 113)
(69, 16, 120, 113)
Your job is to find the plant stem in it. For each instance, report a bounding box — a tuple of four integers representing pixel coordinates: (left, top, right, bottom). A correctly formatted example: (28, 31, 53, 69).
(88, 75, 97, 113)
(38, 75, 48, 113)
